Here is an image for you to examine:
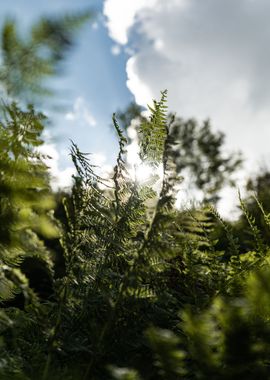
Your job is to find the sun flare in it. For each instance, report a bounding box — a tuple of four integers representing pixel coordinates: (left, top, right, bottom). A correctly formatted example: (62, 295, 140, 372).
(134, 163, 153, 183)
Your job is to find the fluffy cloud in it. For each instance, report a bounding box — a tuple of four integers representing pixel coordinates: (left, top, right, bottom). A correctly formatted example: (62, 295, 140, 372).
(103, 0, 270, 217)
(104, 0, 270, 164)
(103, 0, 158, 44)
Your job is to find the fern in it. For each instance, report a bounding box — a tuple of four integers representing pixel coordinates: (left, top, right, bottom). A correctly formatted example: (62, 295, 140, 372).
(2, 89, 270, 380)
(238, 191, 265, 256)
(0, 103, 57, 303)
(139, 90, 168, 166)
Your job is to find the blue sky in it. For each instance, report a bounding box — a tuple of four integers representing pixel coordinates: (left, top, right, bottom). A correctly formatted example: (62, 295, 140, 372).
(0, 0, 135, 173)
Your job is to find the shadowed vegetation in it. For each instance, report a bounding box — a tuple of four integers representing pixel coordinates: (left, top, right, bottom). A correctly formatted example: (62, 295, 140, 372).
(1, 11, 270, 380)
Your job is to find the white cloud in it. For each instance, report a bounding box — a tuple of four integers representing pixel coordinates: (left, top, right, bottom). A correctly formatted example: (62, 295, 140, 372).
(126, 57, 153, 106)
(103, 0, 158, 44)
(65, 97, 96, 128)
(111, 44, 121, 56)
(92, 21, 99, 30)
(39, 143, 112, 191)
(104, 0, 270, 165)
(38, 143, 75, 191)
(90, 152, 107, 167)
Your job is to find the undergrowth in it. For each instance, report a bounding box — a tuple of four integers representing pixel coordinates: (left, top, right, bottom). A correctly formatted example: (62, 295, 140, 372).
(0, 91, 270, 380)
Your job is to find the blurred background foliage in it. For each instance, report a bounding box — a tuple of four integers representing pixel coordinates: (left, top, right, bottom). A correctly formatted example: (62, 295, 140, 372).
(0, 11, 92, 103)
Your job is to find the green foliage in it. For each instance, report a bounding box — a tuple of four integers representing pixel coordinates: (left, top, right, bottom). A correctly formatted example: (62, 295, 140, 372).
(139, 90, 168, 166)
(115, 102, 242, 204)
(0, 11, 91, 102)
(0, 103, 58, 303)
(1, 89, 270, 379)
(0, 11, 270, 378)
(169, 118, 242, 202)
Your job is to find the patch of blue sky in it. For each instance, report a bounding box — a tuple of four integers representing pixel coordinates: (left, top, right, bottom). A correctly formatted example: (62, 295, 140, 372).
(0, 0, 133, 169)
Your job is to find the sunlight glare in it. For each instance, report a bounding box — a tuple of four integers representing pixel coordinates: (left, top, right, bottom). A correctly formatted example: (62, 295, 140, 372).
(134, 163, 153, 182)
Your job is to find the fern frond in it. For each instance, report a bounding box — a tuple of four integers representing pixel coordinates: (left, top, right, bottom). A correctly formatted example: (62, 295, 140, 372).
(209, 205, 239, 258)
(139, 90, 168, 167)
(238, 191, 265, 256)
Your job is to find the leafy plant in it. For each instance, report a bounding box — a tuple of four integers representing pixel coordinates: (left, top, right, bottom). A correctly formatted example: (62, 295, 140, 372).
(0, 10, 270, 380)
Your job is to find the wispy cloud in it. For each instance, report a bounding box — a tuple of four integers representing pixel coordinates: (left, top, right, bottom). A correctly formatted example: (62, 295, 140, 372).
(65, 97, 96, 128)
(111, 44, 121, 56)
(103, 0, 158, 44)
